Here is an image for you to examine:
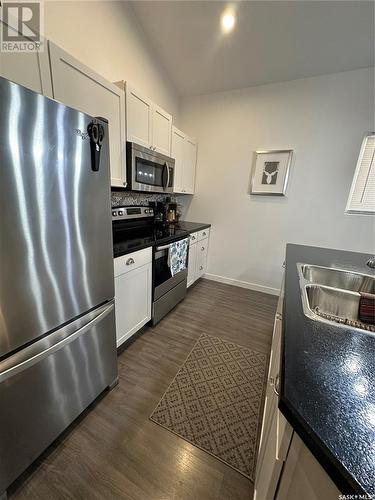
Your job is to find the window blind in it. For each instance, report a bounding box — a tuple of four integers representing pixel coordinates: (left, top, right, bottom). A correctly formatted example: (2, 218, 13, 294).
(346, 134, 375, 215)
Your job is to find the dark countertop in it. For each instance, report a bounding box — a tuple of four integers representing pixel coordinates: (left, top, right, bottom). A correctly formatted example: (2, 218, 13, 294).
(113, 221, 211, 258)
(280, 244, 375, 496)
(175, 221, 211, 233)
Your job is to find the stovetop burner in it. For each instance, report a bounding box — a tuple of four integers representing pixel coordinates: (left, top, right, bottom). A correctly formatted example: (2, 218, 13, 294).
(112, 206, 189, 258)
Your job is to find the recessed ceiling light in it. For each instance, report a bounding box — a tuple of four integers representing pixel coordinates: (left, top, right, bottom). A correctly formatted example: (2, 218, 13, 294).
(221, 9, 236, 34)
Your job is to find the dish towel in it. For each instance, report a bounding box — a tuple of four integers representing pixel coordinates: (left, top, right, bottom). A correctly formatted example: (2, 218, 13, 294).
(358, 292, 375, 324)
(168, 238, 188, 277)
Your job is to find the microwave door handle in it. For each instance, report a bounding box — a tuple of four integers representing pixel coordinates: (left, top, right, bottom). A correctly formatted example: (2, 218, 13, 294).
(162, 162, 168, 190)
(166, 165, 170, 189)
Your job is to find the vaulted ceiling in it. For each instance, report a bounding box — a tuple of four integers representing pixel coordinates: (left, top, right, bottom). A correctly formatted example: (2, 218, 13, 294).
(130, 1, 374, 97)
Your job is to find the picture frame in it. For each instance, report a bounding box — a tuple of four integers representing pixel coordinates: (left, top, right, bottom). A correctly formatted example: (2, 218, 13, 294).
(250, 149, 293, 196)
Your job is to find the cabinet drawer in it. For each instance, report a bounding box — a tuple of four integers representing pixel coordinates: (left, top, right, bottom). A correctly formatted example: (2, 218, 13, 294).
(189, 231, 199, 244)
(198, 228, 210, 241)
(114, 247, 152, 277)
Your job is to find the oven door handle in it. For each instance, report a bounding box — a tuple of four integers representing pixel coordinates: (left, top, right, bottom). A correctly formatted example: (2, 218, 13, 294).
(156, 243, 172, 251)
(156, 237, 189, 252)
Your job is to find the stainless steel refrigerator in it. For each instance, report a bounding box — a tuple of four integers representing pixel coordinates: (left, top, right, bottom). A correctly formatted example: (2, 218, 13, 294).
(0, 76, 118, 496)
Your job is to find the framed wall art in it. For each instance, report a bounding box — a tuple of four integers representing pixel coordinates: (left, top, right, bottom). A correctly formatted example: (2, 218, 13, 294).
(250, 149, 293, 196)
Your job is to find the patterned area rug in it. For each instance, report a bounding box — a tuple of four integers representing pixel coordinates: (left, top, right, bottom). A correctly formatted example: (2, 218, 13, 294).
(150, 333, 267, 480)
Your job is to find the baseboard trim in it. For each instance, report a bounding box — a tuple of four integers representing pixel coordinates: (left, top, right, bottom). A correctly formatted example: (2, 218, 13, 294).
(203, 273, 279, 296)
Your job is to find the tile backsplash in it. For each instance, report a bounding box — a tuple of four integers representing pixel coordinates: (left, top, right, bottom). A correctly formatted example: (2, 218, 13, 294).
(111, 191, 178, 207)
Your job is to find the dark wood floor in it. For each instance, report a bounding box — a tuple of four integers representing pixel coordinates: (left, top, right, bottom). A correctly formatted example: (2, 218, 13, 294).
(9, 279, 277, 500)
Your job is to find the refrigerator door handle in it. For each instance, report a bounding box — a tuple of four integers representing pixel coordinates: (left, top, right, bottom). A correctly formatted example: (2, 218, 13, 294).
(0, 302, 114, 384)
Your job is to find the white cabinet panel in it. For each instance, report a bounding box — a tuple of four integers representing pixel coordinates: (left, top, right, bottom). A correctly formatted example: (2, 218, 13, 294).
(254, 399, 284, 500)
(171, 126, 185, 193)
(183, 136, 197, 194)
(152, 104, 172, 156)
(196, 238, 209, 279)
(48, 42, 126, 188)
(198, 228, 210, 241)
(0, 21, 52, 96)
(276, 434, 340, 500)
(114, 247, 152, 277)
(115, 262, 152, 347)
(187, 242, 198, 288)
(125, 84, 171, 156)
(189, 231, 199, 245)
(172, 130, 197, 194)
(126, 85, 152, 149)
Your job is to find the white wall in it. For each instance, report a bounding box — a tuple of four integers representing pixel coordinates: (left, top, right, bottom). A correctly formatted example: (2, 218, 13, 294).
(44, 0, 180, 120)
(180, 68, 375, 293)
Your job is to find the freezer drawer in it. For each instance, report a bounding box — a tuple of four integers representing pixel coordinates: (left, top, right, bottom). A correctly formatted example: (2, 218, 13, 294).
(0, 302, 117, 494)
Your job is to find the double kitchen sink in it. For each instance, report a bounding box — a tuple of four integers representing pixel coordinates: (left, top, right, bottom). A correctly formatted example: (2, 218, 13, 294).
(297, 263, 375, 334)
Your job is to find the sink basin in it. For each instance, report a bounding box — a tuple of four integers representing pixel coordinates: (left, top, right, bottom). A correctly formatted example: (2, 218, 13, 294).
(297, 263, 375, 334)
(299, 264, 374, 294)
(305, 285, 360, 321)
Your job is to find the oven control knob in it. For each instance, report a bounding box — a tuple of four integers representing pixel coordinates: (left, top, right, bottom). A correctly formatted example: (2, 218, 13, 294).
(118, 210, 124, 216)
(112, 211, 117, 217)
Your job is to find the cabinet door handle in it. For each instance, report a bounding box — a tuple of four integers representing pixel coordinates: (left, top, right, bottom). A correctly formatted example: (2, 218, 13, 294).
(201, 246, 205, 251)
(202, 232, 206, 236)
(126, 258, 135, 265)
(199, 266, 203, 270)
(123, 181, 127, 187)
(191, 236, 196, 240)
(276, 313, 282, 320)
(273, 374, 280, 397)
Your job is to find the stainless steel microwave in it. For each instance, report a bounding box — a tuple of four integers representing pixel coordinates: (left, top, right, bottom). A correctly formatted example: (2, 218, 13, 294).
(126, 142, 175, 193)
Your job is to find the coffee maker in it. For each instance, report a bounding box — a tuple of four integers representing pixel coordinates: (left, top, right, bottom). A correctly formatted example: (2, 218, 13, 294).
(149, 198, 179, 225)
(149, 201, 166, 223)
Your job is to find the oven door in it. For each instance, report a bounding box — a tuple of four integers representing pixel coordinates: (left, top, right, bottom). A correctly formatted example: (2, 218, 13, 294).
(128, 143, 174, 193)
(154, 238, 189, 300)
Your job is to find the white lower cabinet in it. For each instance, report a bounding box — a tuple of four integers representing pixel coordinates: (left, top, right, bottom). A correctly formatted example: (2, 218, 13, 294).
(114, 248, 152, 347)
(276, 433, 340, 500)
(254, 280, 291, 500)
(254, 276, 342, 500)
(187, 230, 210, 287)
(187, 242, 198, 288)
(196, 239, 209, 278)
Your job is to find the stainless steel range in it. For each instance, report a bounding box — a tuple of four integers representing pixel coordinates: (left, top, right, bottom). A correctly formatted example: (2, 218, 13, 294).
(112, 206, 189, 325)
(0, 76, 118, 498)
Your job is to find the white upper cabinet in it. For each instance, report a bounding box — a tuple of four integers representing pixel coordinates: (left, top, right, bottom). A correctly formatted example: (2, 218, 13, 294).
(126, 85, 152, 149)
(124, 83, 172, 156)
(172, 129, 197, 194)
(0, 19, 52, 96)
(171, 127, 186, 193)
(48, 42, 126, 188)
(184, 136, 197, 194)
(346, 133, 375, 215)
(152, 104, 172, 155)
